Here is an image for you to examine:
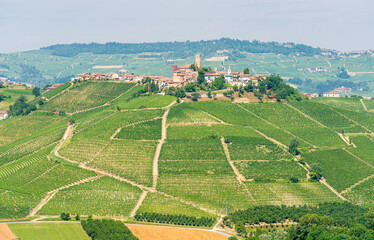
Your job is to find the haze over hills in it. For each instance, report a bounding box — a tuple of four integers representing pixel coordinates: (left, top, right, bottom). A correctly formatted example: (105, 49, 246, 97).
(1, 38, 373, 96)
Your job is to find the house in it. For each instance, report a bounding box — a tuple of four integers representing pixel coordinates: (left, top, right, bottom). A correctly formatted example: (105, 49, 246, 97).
(45, 83, 63, 92)
(311, 93, 319, 98)
(323, 92, 342, 98)
(0, 110, 9, 120)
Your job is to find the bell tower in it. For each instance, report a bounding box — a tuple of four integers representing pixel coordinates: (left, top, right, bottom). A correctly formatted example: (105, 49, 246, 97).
(195, 54, 201, 69)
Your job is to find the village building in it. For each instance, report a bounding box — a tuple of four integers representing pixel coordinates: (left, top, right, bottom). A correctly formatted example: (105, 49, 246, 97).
(0, 110, 9, 120)
(45, 83, 63, 92)
(323, 92, 342, 97)
(311, 93, 319, 98)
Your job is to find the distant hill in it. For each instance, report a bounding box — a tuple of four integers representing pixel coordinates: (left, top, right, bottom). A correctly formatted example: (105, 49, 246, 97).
(42, 38, 323, 58)
(0, 38, 373, 96)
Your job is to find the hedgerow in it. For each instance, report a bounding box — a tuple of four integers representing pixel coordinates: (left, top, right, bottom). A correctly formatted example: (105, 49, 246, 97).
(134, 212, 215, 227)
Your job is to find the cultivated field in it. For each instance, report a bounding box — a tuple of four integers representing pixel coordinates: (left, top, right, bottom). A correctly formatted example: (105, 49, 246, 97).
(127, 224, 228, 240)
(0, 81, 373, 230)
(9, 223, 90, 240)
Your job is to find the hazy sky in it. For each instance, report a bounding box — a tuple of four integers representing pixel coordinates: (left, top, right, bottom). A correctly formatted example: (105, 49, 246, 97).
(0, 0, 373, 53)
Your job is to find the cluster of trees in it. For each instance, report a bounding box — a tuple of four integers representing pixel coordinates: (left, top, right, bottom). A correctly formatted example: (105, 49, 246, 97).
(226, 202, 371, 229)
(125, 77, 159, 103)
(8, 95, 36, 116)
(81, 218, 138, 240)
(134, 212, 215, 227)
(227, 203, 374, 239)
(256, 74, 304, 102)
(288, 77, 370, 94)
(337, 67, 351, 79)
(42, 38, 322, 58)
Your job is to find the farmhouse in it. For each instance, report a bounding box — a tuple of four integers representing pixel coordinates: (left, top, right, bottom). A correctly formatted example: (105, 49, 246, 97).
(311, 93, 319, 98)
(323, 92, 342, 97)
(0, 110, 9, 120)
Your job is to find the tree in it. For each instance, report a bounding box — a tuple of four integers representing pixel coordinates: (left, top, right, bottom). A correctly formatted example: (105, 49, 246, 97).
(235, 221, 247, 236)
(60, 212, 71, 221)
(212, 75, 226, 90)
(75, 214, 80, 220)
(243, 68, 250, 74)
(68, 118, 75, 124)
(197, 69, 205, 84)
(288, 138, 299, 155)
(32, 87, 41, 97)
(364, 210, 374, 230)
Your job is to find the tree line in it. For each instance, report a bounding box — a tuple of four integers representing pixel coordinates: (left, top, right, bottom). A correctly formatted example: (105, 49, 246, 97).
(225, 202, 374, 239)
(134, 212, 215, 227)
(42, 38, 323, 58)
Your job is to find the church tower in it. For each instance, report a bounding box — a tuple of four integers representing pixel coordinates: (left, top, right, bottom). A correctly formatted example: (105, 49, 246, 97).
(228, 66, 232, 75)
(195, 54, 201, 69)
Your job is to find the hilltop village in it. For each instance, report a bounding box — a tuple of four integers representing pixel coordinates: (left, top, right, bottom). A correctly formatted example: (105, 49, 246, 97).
(77, 55, 262, 88)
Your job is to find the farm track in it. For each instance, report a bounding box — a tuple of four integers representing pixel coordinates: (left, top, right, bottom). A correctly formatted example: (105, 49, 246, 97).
(327, 106, 371, 133)
(340, 174, 374, 194)
(236, 104, 315, 148)
(67, 84, 137, 115)
(52, 115, 219, 219)
(220, 138, 255, 201)
(0, 141, 58, 169)
(152, 109, 169, 189)
(343, 148, 374, 169)
(45, 81, 74, 102)
(360, 99, 368, 112)
(284, 103, 351, 146)
(130, 191, 148, 217)
(319, 178, 347, 201)
(111, 116, 162, 140)
(30, 175, 102, 216)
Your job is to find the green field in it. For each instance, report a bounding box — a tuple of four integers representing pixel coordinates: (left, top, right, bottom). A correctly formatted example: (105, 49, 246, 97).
(9, 223, 90, 240)
(40, 81, 135, 113)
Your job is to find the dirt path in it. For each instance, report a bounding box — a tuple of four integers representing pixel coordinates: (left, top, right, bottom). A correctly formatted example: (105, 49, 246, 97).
(45, 81, 74, 102)
(319, 178, 347, 201)
(236, 104, 315, 148)
(67, 84, 137, 115)
(29, 175, 101, 216)
(153, 109, 169, 189)
(54, 124, 74, 162)
(360, 99, 368, 112)
(130, 191, 148, 217)
(220, 138, 255, 201)
(297, 162, 310, 180)
(285, 103, 351, 146)
(341, 174, 374, 194)
(329, 106, 371, 133)
(0, 224, 17, 240)
(343, 148, 374, 169)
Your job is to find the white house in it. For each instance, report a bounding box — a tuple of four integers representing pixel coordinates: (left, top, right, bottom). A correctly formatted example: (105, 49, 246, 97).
(323, 92, 342, 98)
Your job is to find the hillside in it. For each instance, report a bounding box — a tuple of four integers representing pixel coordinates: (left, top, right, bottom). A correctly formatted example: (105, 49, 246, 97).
(0, 80, 373, 228)
(0, 39, 373, 96)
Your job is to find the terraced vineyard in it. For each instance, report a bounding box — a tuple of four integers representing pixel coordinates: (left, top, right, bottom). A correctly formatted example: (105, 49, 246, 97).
(1, 80, 373, 226)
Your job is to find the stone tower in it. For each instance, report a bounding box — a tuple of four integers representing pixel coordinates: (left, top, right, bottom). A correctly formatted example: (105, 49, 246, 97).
(195, 54, 201, 69)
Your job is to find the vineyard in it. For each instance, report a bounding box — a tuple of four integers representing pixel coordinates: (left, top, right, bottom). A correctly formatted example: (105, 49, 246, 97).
(1, 80, 373, 232)
(40, 81, 135, 113)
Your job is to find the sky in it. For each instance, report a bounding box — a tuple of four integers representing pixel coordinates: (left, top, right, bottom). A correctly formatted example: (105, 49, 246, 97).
(0, 0, 373, 53)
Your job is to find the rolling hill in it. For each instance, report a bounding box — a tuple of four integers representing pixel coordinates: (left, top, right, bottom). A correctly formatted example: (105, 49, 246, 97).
(0, 80, 373, 228)
(0, 39, 373, 96)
